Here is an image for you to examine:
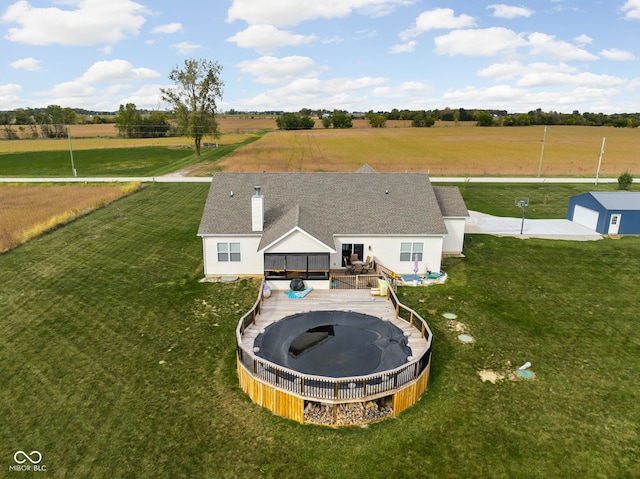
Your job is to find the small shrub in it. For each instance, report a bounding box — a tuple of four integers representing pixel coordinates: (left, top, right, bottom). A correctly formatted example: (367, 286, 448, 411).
(618, 171, 633, 190)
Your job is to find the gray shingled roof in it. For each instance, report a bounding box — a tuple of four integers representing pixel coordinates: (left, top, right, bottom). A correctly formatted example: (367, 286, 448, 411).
(198, 172, 455, 248)
(433, 187, 470, 217)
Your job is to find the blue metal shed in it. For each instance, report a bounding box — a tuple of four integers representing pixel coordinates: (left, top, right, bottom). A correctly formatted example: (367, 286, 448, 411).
(567, 192, 640, 234)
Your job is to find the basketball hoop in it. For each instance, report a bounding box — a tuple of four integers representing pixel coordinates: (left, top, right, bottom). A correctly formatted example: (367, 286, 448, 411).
(515, 197, 529, 234)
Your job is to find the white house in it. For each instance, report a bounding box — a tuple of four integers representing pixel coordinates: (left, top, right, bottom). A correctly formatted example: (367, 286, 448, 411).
(197, 167, 468, 289)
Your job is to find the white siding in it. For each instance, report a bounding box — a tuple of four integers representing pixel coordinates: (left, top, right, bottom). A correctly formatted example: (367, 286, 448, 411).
(202, 236, 263, 276)
(333, 235, 443, 274)
(265, 229, 333, 253)
(442, 218, 466, 254)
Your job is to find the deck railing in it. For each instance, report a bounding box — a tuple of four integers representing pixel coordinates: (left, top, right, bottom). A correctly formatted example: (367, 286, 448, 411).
(236, 275, 432, 403)
(330, 274, 379, 290)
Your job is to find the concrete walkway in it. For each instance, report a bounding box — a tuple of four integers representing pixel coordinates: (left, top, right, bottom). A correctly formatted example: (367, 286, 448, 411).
(466, 210, 602, 241)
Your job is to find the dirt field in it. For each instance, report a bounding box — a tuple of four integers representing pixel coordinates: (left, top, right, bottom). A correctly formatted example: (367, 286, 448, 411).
(216, 125, 640, 177)
(0, 184, 138, 252)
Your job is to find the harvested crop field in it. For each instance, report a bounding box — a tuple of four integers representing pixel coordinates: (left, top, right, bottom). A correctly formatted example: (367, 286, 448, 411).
(217, 125, 640, 177)
(0, 183, 140, 252)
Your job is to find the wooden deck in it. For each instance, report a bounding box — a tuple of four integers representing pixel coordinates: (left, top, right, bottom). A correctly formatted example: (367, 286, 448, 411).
(241, 289, 428, 359)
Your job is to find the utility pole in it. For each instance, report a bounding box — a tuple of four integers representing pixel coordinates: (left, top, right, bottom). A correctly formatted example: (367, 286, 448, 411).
(67, 126, 77, 177)
(595, 137, 606, 185)
(537, 125, 547, 177)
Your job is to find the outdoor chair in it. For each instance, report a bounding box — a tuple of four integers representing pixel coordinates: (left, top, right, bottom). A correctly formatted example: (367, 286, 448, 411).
(343, 256, 354, 274)
(363, 259, 375, 274)
(353, 263, 363, 275)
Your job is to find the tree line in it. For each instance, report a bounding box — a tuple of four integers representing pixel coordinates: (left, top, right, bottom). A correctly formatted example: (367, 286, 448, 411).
(271, 107, 640, 129)
(3, 102, 639, 140)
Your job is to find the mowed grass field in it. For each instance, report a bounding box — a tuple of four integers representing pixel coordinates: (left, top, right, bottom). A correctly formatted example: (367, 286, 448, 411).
(0, 132, 265, 177)
(218, 125, 640, 177)
(1, 183, 638, 478)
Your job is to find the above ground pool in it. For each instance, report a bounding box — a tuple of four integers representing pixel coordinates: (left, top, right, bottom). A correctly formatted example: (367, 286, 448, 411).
(253, 310, 412, 377)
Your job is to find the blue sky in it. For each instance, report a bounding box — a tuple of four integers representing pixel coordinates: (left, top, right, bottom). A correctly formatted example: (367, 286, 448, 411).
(1, 0, 640, 113)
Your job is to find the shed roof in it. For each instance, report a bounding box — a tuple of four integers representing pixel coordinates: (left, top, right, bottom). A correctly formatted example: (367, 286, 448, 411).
(198, 172, 460, 244)
(589, 192, 640, 210)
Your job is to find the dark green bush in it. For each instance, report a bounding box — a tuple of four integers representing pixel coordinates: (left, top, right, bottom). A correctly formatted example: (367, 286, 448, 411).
(618, 170, 633, 190)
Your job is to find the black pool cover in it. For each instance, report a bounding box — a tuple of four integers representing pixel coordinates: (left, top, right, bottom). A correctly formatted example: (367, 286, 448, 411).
(253, 310, 412, 377)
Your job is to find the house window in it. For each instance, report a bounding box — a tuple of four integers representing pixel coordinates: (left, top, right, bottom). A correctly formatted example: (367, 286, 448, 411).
(217, 242, 241, 262)
(400, 242, 423, 261)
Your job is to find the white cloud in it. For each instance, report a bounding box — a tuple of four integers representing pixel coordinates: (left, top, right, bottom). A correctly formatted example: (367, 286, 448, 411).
(599, 48, 636, 61)
(79, 60, 161, 83)
(438, 84, 623, 113)
(621, 0, 640, 20)
(32, 81, 167, 111)
(1, 0, 148, 46)
(390, 40, 417, 54)
(487, 4, 534, 19)
(120, 84, 166, 109)
(477, 61, 577, 81)
(226, 25, 317, 54)
(441, 84, 527, 106)
(31, 60, 162, 109)
(400, 8, 476, 40)
(0, 83, 22, 95)
(152, 22, 183, 34)
(237, 56, 326, 84)
(10, 57, 40, 71)
(229, 76, 389, 111)
(516, 71, 626, 88)
(477, 60, 627, 91)
(370, 81, 430, 109)
(35, 81, 97, 98)
(435, 27, 526, 56)
(226, 0, 415, 27)
(170, 41, 202, 55)
(574, 34, 592, 45)
(527, 32, 598, 61)
(0, 83, 23, 110)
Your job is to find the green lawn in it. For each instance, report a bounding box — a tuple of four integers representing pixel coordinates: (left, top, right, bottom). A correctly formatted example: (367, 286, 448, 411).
(0, 147, 194, 177)
(456, 181, 638, 218)
(0, 133, 265, 178)
(1, 183, 638, 478)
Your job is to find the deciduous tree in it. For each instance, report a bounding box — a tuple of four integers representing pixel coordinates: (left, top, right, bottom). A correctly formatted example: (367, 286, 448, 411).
(161, 59, 224, 156)
(276, 113, 315, 130)
(114, 103, 142, 138)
